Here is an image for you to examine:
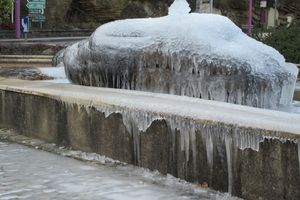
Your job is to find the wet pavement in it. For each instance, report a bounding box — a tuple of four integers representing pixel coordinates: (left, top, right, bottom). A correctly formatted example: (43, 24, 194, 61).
(0, 141, 237, 200)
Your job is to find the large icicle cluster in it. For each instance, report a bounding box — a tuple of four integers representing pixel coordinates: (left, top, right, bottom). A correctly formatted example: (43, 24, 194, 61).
(63, 0, 298, 108)
(61, 100, 300, 194)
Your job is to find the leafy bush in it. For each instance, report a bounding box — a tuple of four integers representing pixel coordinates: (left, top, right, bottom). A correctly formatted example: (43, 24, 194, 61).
(0, 0, 13, 24)
(253, 22, 300, 64)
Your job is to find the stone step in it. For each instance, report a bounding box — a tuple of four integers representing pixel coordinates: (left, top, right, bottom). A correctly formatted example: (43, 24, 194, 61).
(0, 55, 53, 60)
(0, 58, 52, 63)
(0, 55, 53, 67)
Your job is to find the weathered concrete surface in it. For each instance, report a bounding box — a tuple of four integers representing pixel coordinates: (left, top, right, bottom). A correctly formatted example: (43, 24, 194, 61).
(0, 79, 299, 200)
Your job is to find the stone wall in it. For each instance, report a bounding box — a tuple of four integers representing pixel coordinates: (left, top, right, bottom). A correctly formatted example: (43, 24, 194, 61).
(38, 0, 172, 29)
(17, 0, 300, 30)
(0, 85, 299, 200)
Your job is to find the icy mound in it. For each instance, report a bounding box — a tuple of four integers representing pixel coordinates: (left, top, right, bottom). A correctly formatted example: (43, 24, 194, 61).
(64, 0, 298, 109)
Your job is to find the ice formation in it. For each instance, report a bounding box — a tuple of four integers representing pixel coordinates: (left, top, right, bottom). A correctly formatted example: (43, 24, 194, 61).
(57, 88, 300, 193)
(1, 77, 300, 194)
(63, 0, 298, 109)
(69, 101, 300, 193)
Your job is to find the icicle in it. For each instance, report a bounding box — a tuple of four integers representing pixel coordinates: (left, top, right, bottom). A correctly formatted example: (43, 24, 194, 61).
(179, 121, 190, 161)
(165, 118, 196, 163)
(132, 121, 140, 165)
(59, 99, 299, 181)
(206, 131, 214, 175)
(225, 133, 233, 194)
(190, 126, 197, 177)
(166, 121, 177, 167)
(234, 129, 264, 151)
(201, 126, 214, 183)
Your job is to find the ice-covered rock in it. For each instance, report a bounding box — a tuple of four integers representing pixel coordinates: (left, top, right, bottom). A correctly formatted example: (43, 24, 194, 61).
(52, 48, 65, 67)
(63, 0, 298, 109)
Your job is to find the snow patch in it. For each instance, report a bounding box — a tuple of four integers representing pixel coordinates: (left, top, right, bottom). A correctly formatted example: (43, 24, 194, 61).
(168, 0, 191, 16)
(39, 67, 67, 79)
(38, 67, 69, 83)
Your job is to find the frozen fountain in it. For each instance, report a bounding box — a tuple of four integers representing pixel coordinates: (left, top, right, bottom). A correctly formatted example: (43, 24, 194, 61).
(64, 0, 298, 109)
(59, 2, 300, 197)
(0, 1, 298, 200)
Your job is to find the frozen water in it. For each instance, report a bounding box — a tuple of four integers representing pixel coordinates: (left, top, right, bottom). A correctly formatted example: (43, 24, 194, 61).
(38, 67, 69, 83)
(277, 101, 300, 114)
(38, 66, 67, 80)
(39, 67, 66, 79)
(168, 0, 191, 16)
(1, 79, 300, 194)
(63, 0, 298, 109)
(0, 142, 240, 200)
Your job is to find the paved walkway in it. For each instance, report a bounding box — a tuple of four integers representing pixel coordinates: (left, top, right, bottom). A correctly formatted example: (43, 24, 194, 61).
(0, 37, 87, 46)
(0, 142, 235, 200)
(0, 37, 87, 43)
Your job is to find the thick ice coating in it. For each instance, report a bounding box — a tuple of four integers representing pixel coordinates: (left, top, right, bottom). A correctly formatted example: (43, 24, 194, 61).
(64, 0, 298, 109)
(168, 0, 191, 15)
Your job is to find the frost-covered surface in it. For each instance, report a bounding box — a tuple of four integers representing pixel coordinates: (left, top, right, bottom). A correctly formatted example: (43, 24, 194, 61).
(278, 101, 300, 114)
(38, 66, 69, 83)
(39, 67, 67, 79)
(64, 0, 298, 109)
(0, 141, 240, 200)
(1, 79, 300, 195)
(0, 78, 299, 137)
(52, 48, 65, 67)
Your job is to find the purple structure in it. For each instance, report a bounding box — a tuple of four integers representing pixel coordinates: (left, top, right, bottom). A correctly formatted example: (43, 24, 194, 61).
(15, 0, 21, 39)
(247, 0, 253, 35)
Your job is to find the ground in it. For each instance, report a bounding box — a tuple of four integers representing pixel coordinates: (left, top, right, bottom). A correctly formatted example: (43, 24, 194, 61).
(0, 129, 237, 200)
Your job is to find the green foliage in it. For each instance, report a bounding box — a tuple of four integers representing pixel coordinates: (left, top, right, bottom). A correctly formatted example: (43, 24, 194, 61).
(294, 91, 300, 101)
(215, 0, 247, 10)
(0, 0, 13, 24)
(254, 22, 300, 64)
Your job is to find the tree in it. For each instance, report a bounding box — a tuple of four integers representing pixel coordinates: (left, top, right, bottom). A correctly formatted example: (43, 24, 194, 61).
(0, 0, 13, 24)
(256, 22, 300, 64)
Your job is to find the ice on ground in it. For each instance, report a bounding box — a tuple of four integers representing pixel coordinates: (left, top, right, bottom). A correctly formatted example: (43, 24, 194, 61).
(278, 101, 300, 114)
(39, 67, 66, 79)
(63, 0, 298, 109)
(38, 66, 69, 83)
(0, 142, 239, 200)
(1, 79, 300, 195)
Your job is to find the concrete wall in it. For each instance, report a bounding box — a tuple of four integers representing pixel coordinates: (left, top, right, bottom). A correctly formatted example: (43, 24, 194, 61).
(0, 87, 299, 200)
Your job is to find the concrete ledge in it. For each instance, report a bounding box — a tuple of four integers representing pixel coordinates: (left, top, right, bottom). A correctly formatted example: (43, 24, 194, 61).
(0, 79, 299, 200)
